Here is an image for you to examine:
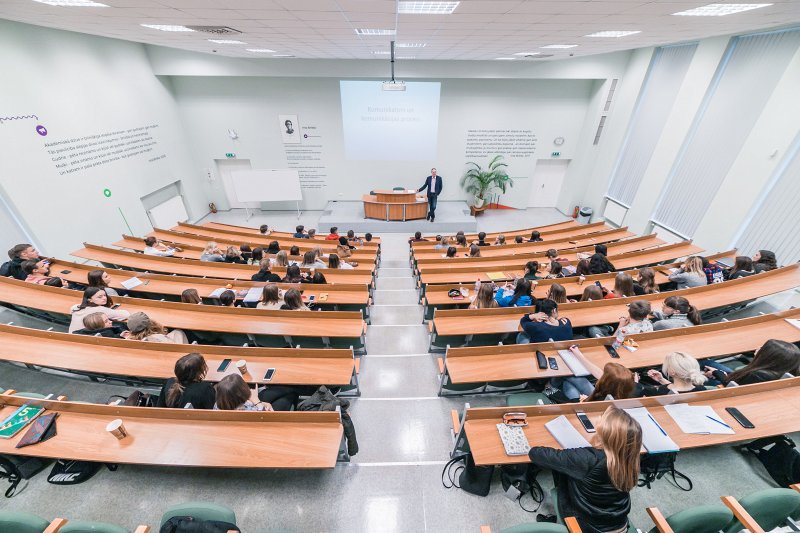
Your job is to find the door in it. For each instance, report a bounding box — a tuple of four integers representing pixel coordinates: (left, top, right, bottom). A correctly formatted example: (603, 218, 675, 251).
(215, 159, 256, 209)
(528, 159, 570, 208)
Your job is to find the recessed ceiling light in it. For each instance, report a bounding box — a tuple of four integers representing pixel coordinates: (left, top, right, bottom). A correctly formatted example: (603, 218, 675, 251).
(355, 29, 396, 35)
(585, 30, 641, 38)
(247, 48, 276, 53)
(541, 44, 578, 49)
(141, 24, 195, 32)
(494, 57, 515, 60)
(396, 43, 427, 48)
(398, 1, 459, 14)
(397, 56, 416, 59)
(513, 52, 541, 56)
(372, 51, 390, 55)
(672, 3, 771, 16)
(32, 0, 108, 5)
(272, 54, 294, 58)
(208, 39, 246, 44)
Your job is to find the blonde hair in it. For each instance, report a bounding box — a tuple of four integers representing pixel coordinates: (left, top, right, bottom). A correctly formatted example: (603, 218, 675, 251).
(203, 242, 219, 255)
(471, 284, 498, 309)
(274, 251, 289, 267)
(82, 312, 108, 330)
(595, 407, 642, 492)
(662, 351, 707, 386)
(683, 256, 704, 276)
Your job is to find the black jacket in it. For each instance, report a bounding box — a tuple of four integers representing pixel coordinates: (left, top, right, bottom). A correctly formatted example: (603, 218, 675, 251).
(157, 379, 216, 409)
(7, 258, 25, 281)
(529, 447, 630, 533)
(73, 326, 127, 338)
(251, 270, 281, 283)
(418, 175, 443, 197)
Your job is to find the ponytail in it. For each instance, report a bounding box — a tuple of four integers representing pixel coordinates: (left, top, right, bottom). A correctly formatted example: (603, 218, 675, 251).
(166, 381, 186, 408)
(686, 305, 701, 325)
(166, 353, 207, 408)
(664, 296, 702, 325)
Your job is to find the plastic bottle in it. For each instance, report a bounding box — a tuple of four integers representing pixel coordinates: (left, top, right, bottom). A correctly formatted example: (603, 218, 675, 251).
(612, 329, 625, 349)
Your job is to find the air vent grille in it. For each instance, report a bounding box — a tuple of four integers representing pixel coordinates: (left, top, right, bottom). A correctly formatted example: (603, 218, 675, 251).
(185, 26, 242, 35)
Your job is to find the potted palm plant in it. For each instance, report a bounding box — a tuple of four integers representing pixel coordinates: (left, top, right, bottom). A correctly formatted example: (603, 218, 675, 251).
(460, 155, 514, 208)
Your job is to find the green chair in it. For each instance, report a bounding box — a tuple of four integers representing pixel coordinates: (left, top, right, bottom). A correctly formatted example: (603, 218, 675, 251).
(551, 489, 637, 533)
(60, 521, 130, 533)
(159, 501, 236, 528)
(506, 392, 552, 407)
(0, 511, 50, 533)
(722, 488, 800, 533)
(500, 524, 568, 533)
(647, 505, 732, 533)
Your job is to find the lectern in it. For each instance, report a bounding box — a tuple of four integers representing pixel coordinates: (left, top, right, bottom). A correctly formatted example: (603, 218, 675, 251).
(363, 189, 428, 221)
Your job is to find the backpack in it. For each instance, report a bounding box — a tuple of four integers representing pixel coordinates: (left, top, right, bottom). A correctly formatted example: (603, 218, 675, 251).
(638, 452, 692, 491)
(159, 517, 240, 533)
(108, 390, 158, 408)
(0, 455, 51, 497)
(0, 261, 11, 278)
(499, 463, 544, 512)
(739, 436, 800, 487)
(47, 460, 117, 485)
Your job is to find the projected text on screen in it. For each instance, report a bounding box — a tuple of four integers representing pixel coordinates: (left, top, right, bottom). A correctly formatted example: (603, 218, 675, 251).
(339, 81, 441, 161)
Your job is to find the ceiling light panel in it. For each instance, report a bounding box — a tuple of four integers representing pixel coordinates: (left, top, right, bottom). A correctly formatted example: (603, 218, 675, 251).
(494, 57, 515, 60)
(585, 30, 641, 38)
(513, 52, 540, 55)
(208, 39, 246, 44)
(396, 43, 427, 48)
(141, 24, 195, 32)
(32, 0, 107, 5)
(672, 3, 772, 16)
(398, 2, 460, 15)
(354, 28, 396, 35)
(246, 48, 276, 53)
(541, 44, 578, 49)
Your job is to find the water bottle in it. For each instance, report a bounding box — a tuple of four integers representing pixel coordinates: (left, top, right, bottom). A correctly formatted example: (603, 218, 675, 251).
(612, 329, 625, 349)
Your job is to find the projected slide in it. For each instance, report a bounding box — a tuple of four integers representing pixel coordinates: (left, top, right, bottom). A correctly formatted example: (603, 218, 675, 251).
(340, 81, 441, 161)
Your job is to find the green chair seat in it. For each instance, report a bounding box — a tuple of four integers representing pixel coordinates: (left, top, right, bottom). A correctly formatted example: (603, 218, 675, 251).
(500, 524, 568, 533)
(160, 501, 236, 527)
(60, 521, 130, 533)
(14, 392, 47, 399)
(0, 511, 50, 533)
(723, 488, 800, 533)
(506, 392, 552, 407)
(647, 505, 733, 533)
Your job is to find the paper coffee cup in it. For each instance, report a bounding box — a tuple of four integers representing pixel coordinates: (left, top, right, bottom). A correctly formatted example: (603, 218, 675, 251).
(106, 418, 128, 440)
(236, 359, 248, 374)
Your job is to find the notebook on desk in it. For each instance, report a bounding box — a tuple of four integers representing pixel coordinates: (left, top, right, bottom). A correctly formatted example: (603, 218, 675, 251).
(545, 415, 591, 449)
(624, 407, 680, 453)
(486, 272, 507, 281)
(496, 423, 531, 456)
(557, 350, 591, 377)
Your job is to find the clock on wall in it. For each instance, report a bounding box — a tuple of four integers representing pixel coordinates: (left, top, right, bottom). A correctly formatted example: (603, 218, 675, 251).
(553, 137, 565, 146)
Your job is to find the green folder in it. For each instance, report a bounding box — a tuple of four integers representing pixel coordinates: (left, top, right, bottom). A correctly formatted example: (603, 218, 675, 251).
(0, 404, 46, 439)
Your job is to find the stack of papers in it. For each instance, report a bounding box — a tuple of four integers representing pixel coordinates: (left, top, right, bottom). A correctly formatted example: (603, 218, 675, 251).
(664, 404, 734, 435)
(624, 407, 680, 453)
(120, 277, 143, 290)
(545, 415, 591, 449)
(242, 286, 263, 303)
(557, 350, 591, 377)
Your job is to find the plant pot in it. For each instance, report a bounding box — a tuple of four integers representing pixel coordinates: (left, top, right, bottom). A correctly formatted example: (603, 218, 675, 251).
(473, 197, 486, 208)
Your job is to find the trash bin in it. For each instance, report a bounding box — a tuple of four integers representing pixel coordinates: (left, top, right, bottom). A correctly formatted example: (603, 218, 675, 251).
(577, 207, 593, 225)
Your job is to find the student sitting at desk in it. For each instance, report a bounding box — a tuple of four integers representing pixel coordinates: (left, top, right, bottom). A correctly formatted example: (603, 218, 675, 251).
(22, 259, 55, 285)
(328, 253, 353, 269)
(157, 353, 215, 409)
(282, 264, 306, 284)
(706, 339, 800, 385)
(433, 235, 449, 250)
(218, 290, 237, 308)
(259, 224, 271, 236)
(523, 261, 541, 281)
(554, 346, 637, 403)
(588, 252, 615, 275)
(634, 267, 658, 295)
(468, 244, 481, 258)
(456, 233, 468, 247)
(605, 273, 635, 299)
(301, 251, 327, 269)
(475, 232, 490, 247)
(615, 301, 653, 336)
(289, 245, 302, 260)
(528, 230, 543, 242)
(181, 288, 202, 304)
(528, 406, 641, 533)
(200, 242, 224, 262)
(651, 296, 701, 331)
(725, 256, 756, 280)
(252, 259, 282, 282)
(753, 249, 778, 273)
(515, 235, 524, 244)
(668, 256, 707, 289)
(469, 283, 498, 310)
(326, 227, 339, 240)
(571, 259, 591, 279)
(239, 244, 253, 263)
(265, 241, 281, 255)
(214, 374, 272, 411)
(640, 352, 707, 396)
(517, 299, 573, 344)
(545, 261, 565, 279)
(127, 311, 189, 344)
(494, 234, 506, 245)
(280, 288, 311, 310)
(546, 284, 575, 304)
(410, 231, 427, 243)
(272, 251, 290, 268)
(73, 312, 131, 339)
(257, 284, 284, 310)
(293, 225, 309, 239)
(87, 269, 119, 297)
(308, 229, 317, 239)
(69, 287, 130, 333)
(251, 247, 264, 265)
(444, 246, 458, 259)
(346, 230, 363, 246)
(143, 236, 177, 257)
(580, 285, 604, 302)
(3, 243, 41, 280)
(224, 246, 246, 264)
(495, 279, 534, 308)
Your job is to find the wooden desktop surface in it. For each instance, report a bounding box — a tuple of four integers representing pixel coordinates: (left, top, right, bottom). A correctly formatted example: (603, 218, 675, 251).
(203, 221, 381, 245)
(51, 259, 370, 306)
(431, 264, 800, 336)
(443, 308, 800, 384)
(414, 221, 606, 245)
(372, 189, 419, 203)
(182, 222, 380, 250)
(462, 378, 800, 466)
(71, 244, 374, 286)
(0, 324, 355, 386)
(0, 394, 343, 469)
(0, 276, 366, 339)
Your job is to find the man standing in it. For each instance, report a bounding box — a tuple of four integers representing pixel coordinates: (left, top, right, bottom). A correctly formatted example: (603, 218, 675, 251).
(418, 168, 443, 222)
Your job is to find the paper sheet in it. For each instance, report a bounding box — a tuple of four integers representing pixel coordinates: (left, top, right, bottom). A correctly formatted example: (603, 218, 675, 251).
(624, 407, 680, 453)
(785, 319, 800, 331)
(120, 277, 142, 290)
(664, 404, 735, 435)
(242, 286, 263, 303)
(545, 415, 591, 449)
(557, 350, 591, 377)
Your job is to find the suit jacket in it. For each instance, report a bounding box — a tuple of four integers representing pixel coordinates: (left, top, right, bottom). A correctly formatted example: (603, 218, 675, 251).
(418, 175, 443, 197)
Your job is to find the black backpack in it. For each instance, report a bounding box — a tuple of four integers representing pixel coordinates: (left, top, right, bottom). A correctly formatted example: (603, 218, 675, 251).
(47, 460, 117, 485)
(639, 452, 692, 491)
(441, 453, 494, 496)
(159, 517, 240, 533)
(0, 455, 51, 497)
(739, 435, 800, 487)
(0, 261, 11, 278)
(499, 463, 544, 512)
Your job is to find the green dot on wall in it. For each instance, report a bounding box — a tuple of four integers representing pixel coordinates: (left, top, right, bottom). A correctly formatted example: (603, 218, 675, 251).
(103, 189, 112, 198)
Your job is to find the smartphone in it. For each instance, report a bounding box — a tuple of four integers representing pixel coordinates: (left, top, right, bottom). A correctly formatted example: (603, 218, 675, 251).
(605, 345, 620, 359)
(111, 303, 121, 309)
(536, 350, 547, 370)
(548, 357, 558, 370)
(594, 281, 602, 288)
(60, 269, 72, 275)
(725, 407, 754, 429)
(264, 368, 276, 381)
(217, 359, 231, 372)
(308, 295, 316, 303)
(576, 411, 596, 433)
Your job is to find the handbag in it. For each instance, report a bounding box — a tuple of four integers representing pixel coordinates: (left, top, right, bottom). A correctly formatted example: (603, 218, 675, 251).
(441, 453, 494, 496)
(638, 452, 692, 491)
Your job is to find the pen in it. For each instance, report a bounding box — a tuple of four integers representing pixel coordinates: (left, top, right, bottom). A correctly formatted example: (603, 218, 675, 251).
(706, 415, 732, 429)
(648, 413, 667, 436)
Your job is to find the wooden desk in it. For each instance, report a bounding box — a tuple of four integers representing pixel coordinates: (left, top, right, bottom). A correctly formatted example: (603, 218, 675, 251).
(179, 222, 381, 251)
(456, 378, 800, 466)
(0, 324, 357, 389)
(414, 221, 607, 245)
(363, 192, 428, 221)
(429, 264, 800, 346)
(51, 259, 370, 309)
(410, 227, 637, 261)
(70, 244, 375, 286)
(439, 308, 800, 393)
(203, 221, 381, 245)
(0, 394, 344, 468)
(0, 277, 367, 347)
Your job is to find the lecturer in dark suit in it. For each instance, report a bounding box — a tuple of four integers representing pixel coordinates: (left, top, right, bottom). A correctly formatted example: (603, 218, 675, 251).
(418, 168, 443, 222)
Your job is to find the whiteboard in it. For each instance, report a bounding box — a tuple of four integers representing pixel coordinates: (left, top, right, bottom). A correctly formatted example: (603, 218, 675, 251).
(148, 195, 188, 229)
(232, 169, 302, 203)
(603, 198, 628, 227)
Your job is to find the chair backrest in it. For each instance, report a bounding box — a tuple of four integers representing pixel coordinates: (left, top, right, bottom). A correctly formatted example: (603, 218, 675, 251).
(0, 511, 49, 533)
(648, 505, 732, 533)
(500, 524, 569, 533)
(725, 488, 800, 532)
(159, 501, 236, 527)
(60, 521, 130, 533)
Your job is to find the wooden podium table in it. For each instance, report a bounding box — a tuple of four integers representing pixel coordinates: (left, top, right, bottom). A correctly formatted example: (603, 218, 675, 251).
(363, 189, 428, 221)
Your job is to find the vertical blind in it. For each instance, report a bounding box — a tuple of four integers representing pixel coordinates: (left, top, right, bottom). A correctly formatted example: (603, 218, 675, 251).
(651, 28, 800, 238)
(733, 132, 800, 264)
(606, 43, 697, 206)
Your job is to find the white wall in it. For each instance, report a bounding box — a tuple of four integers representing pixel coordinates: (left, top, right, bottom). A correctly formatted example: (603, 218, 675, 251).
(0, 20, 209, 258)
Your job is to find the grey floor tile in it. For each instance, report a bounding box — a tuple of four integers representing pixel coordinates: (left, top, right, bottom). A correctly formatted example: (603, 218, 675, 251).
(365, 325, 431, 355)
(372, 289, 420, 305)
(376, 277, 418, 290)
(369, 305, 424, 325)
(380, 259, 412, 269)
(357, 355, 440, 398)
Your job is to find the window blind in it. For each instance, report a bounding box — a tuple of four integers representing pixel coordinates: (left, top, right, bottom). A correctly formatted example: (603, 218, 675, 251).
(606, 43, 697, 207)
(651, 28, 800, 238)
